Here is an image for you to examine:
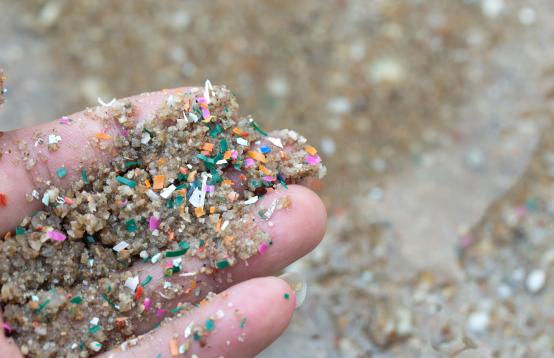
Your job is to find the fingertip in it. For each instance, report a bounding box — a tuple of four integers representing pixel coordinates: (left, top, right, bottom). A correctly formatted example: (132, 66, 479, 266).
(253, 185, 327, 267)
(125, 86, 202, 121)
(106, 277, 297, 358)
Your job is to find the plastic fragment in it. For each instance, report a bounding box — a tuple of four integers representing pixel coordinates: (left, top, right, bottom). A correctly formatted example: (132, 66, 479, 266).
(56, 167, 67, 178)
(70, 296, 82, 304)
(216, 260, 230, 269)
(113, 241, 129, 252)
(116, 176, 137, 188)
(47, 230, 67, 242)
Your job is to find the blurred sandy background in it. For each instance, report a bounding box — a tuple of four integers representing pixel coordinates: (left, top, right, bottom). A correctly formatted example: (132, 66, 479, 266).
(3, 0, 554, 356)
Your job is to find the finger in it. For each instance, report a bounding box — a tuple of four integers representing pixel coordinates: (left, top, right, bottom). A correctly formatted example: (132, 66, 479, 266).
(0, 312, 22, 357)
(130, 184, 325, 333)
(0, 87, 198, 233)
(102, 277, 296, 358)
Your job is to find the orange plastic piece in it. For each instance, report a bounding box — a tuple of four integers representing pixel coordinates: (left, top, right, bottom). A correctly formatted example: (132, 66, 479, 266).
(259, 165, 272, 175)
(216, 218, 222, 233)
(248, 151, 267, 163)
(169, 339, 178, 357)
(305, 145, 318, 155)
(95, 132, 112, 140)
(195, 207, 205, 217)
(202, 143, 215, 152)
(153, 175, 165, 190)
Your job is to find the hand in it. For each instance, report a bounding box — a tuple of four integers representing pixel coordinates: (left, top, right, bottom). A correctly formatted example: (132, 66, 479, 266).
(0, 87, 326, 357)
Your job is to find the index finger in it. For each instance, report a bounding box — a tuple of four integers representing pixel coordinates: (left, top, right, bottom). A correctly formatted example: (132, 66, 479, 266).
(0, 87, 197, 233)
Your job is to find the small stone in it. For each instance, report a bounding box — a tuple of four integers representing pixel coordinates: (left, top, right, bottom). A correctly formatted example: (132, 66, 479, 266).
(481, 0, 504, 18)
(526, 269, 546, 293)
(466, 311, 490, 333)
(327, 97, 351, 115)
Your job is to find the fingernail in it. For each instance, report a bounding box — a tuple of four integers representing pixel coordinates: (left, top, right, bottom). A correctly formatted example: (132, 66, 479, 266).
(278, 271, 307, 309)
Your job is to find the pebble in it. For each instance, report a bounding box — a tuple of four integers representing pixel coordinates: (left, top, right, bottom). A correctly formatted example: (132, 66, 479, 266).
(369, 187, 384, 202)
(464, 148, 485, 170)
(526, 269, 546, 293)
(518, 7, 536, 25)
(481, 0, 504, 19)
(326, 97, 351, 115)
(266, 77, 289, 97)
(367, 57, 404, 85)
(320, 137, 336, 156)
(466, 311, 490, 333)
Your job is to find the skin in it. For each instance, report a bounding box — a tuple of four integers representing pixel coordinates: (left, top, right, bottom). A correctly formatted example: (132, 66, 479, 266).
(0, 88, 327, 357)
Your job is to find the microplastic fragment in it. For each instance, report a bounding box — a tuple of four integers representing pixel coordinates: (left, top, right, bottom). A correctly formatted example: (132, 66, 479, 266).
(113, 241, 130, 252)
(151, 253, 162, 263)
(184, 321, 194, 338)
(258, 242, 269, 255)
(95, 132, 112, 140)
(81, 169, 89, 184)
(244, 196, 259, 205)
(166, 248, 188, 257)
(204, 79, 214, 104)
(304, 145, 318, 155)
(160, 185, 177, 199)
(244, 158, 255, 167)
(146, 189, 160, 201)
(141, 131, 151, 144)
(97, 97, 116, 107)
(116, 176, 137, 188)
(58, 116, 72, 125)
(305, 154, 321, 165)
(216, 260, 230, 269)
(267, 137, 284, 148)
(259, 146, 271, 154)
(236, 137, 249, 146)
(89, 341, 103, 352)
(56, 167, 67, 178)
(205, 319, 215, 332)
(47, 230, 67, 242)
(143, 298, 152, 311)
(126, 219, 137, 232)
(48, 134, 62, 145)
(124, 276, 140, 292)
(141, 275, 153, 287)
(152, 175, 165, 190)
(89, 325, 101, 334)
(149, 216, 161, 230)
(70, 296, 82, 304)
(197, 97, 211, 119)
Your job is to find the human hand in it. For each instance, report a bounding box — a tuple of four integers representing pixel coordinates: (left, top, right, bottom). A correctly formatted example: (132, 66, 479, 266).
(0, 87, 326, 357)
